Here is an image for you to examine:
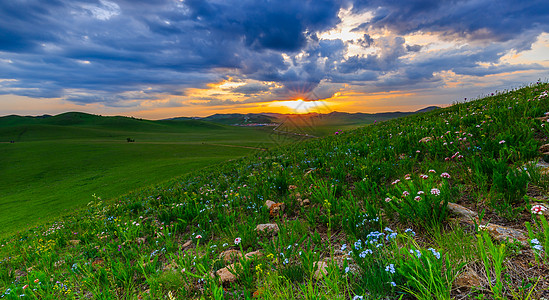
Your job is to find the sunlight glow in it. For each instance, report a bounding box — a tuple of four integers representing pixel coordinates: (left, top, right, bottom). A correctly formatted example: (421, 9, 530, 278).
(268, 99, 332, 114)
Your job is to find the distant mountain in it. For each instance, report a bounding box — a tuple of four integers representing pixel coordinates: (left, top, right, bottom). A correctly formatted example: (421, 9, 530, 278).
(165, 106, 440, 126)
(180, 106, 441, 126)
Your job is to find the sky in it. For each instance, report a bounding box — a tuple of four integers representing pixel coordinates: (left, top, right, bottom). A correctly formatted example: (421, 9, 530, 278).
(1, 0, 549, 119)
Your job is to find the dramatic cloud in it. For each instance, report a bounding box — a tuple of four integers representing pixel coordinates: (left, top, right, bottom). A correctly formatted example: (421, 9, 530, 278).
(0, 0, 548, 115)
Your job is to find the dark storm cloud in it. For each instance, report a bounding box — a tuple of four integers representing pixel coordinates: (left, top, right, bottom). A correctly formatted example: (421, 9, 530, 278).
(0, 0, 547, 107)
(352, 0, 549, 50)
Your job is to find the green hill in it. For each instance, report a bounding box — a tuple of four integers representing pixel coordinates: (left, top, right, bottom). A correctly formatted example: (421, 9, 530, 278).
(0, 113, 295, 237)
(1, 85, 549, 299)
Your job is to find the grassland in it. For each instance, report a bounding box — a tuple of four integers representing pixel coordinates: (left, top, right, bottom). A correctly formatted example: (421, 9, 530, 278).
(1, 84, 549, 299)
(0, 113, 294, 237)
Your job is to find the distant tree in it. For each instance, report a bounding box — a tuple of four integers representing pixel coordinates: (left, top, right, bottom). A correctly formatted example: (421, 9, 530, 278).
(126, 138, 135, 142)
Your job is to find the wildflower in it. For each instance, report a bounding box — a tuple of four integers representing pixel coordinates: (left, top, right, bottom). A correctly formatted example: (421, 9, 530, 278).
(222, 243, 228, 247)
(430, 188, 440, 196)
(499, 140, 505, 144)
(385, 197, 392, 202)
(385, 264, 395, 274)
(345, 266, 350, 273)
(23, 285, 28, 290)
(405, 176, 412, 180)
(414, 196, 421, 201)
(384, 227, 393, 232)
(359, 249, 373, 258)
(427, 248, 441, 259)
(429, 169, 436, 173)
(532, 244, 543, 251)
(478, 225, 487, 231)
(354, 240, 362, 250)
(531, 238, 540, 245)
(417, 190, 424, 195)
(440, 172, 451, 178)
(391, 179, 400, 185)
(390, 281, 396, 287)
(420, 174, 428, 179)
(196, 234, 202, 239)
(405, 228, 416, 236)
(531, 204, 547, 215)
(352, 296, 364, 300)
(410, 249, 421, 258)
(402, 191, 410, 197)
(341, 244, 347, 251)
(386, 232, 398, 240)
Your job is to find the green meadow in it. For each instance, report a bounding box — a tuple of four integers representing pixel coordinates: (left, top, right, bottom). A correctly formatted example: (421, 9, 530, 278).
(1, 85, 549, 299)
(0, 112, 294, 237)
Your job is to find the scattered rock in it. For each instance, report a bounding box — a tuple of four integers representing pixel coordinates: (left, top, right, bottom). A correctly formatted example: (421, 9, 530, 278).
(269, 202, 285, 217)
(313, 261, 328, 279)
(265, 200, 276, 209)
(68, 240, 80, 246)
(219, 249, 242, 263)
(216, 263, 240, 284)
(255, 223, 280, 234)
(181, 240, 193, 249)
(448, 202, 479, 224)
(244, 250, 263, 259)
(454, 268, 481, 288)
(485, 223, 528, 246)
(539, 144, 549, 153)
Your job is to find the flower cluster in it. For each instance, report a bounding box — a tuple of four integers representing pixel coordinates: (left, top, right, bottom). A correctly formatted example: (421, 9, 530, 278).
(531, 205, 547, 215)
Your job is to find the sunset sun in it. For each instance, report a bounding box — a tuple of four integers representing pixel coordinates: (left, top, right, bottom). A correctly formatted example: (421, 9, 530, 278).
(269, 99, 332, 114)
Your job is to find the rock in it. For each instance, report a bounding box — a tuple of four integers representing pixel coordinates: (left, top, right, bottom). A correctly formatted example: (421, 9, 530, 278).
(219, 249, 242, 263)
(485, 223, 528, 246)
(313, 261, 328, 279)
(181, 240, 192, 249)
(447, 203, 479, 224)
(216, 263, 240, 284)
(539, 144, 549, 153)
(454, 268, 481, 288)
(269, 202, 285, 217)
(255, 223, 280, 234)
(68, 240, 80, 246)
(244, 250, 263, 259)
(265, 200, 276, 209)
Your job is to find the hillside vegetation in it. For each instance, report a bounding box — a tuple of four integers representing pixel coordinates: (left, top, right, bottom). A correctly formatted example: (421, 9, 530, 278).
(1, 83, 549, 299)
(0, 113, 293, 237)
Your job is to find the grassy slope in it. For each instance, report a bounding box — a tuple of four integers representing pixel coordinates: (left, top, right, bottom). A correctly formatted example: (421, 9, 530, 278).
(0, 113, 291, 236)
(1, 84, 549, 299)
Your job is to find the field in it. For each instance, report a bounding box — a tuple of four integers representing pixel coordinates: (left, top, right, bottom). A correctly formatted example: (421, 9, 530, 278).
(0, 113, 296, 237)
(1, 84, 549, 299)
